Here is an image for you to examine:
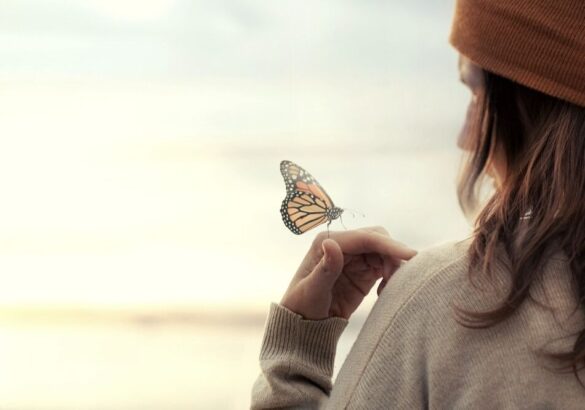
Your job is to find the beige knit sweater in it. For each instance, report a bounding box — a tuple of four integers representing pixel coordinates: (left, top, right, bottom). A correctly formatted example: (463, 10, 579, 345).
(250, 237, 585, 409)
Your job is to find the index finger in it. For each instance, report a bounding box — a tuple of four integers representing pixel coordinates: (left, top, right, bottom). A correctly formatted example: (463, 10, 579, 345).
(324, 230, 418, 260)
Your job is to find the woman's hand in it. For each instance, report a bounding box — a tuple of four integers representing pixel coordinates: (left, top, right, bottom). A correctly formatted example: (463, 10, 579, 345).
(280, 226, 418, 320)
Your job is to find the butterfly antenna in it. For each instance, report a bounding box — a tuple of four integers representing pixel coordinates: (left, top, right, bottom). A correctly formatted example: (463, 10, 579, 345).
(343, 208, 366, 219)
(340, 214, 348, 231)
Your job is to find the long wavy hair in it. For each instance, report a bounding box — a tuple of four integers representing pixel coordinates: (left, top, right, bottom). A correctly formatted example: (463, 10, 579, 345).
(453, 68, 585, 386)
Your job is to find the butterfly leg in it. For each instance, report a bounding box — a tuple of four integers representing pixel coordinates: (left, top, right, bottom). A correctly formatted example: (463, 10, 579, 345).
(327, 220, 332, 239)
(340, 215, 347, 231)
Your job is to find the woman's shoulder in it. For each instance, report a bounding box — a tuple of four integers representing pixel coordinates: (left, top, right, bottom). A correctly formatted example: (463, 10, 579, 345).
(406, 236, 473, 272)
(353, 236, 475, 350)
(328, 238, 475, 405)
(380, 236, 474, 304)
(359, 236, 478, 342)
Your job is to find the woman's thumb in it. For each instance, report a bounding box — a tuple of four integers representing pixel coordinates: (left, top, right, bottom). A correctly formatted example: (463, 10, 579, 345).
(308, 239, 343, 290)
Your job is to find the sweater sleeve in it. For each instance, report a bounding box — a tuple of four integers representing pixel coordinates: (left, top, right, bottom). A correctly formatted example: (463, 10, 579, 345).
(250, 302, 348, 409)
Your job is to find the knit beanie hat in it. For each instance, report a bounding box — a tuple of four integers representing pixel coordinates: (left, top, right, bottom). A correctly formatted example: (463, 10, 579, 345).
(449, 0, 585, 108)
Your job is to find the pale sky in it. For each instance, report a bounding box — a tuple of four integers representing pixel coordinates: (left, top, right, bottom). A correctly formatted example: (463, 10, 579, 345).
(0, 0, 470, 310)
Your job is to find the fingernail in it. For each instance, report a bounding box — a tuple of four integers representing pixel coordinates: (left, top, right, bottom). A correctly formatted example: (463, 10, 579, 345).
(397, 240, 416, 250)
(402, 243, 417, 252)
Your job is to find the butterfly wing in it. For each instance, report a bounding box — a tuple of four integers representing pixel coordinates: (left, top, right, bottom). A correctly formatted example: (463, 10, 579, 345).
(280, 190, 330, 235)
(280, 160, 335, 209)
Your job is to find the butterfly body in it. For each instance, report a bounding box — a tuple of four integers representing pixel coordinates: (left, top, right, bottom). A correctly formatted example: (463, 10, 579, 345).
(279, 160, 345, 235)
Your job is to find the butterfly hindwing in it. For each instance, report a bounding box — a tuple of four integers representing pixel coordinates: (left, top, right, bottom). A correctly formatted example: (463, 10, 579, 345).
(280, 190, 330, 235)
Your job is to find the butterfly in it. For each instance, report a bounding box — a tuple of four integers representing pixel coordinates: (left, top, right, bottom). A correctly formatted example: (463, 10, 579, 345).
(280, 160, 352, 237)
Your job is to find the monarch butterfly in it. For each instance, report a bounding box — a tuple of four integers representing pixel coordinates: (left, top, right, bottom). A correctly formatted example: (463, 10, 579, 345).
(280, 160, 361, 237)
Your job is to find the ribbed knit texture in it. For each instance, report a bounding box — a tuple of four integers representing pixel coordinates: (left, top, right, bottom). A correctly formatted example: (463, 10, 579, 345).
(449, 0, 585, 108)
(260, 303, 348, 376)
(251, 303, 348, 409)
(251, 238, 585, 409)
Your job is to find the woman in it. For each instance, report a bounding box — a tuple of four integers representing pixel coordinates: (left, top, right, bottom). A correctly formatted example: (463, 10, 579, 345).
(251, 0, 585, 408)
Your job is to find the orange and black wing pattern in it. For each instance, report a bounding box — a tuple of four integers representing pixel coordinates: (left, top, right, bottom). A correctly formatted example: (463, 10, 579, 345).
(279, 160, 335, 235)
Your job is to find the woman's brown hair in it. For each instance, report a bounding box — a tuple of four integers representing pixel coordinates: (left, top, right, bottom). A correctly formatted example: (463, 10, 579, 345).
(454, 67, 585, 386)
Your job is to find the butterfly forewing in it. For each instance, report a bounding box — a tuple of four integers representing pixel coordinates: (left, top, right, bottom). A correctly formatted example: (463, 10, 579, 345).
(280, 160, 335, 208)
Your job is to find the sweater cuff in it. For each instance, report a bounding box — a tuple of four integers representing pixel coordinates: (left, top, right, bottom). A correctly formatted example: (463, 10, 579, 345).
(259, 302, 349, 376)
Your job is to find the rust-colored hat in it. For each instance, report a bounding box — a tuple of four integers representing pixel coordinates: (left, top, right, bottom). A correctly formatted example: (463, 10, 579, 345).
(449, 0, 585, 107)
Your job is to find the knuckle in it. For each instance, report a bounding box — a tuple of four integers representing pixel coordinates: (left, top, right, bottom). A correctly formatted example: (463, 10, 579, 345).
(361, 232, 375, 249)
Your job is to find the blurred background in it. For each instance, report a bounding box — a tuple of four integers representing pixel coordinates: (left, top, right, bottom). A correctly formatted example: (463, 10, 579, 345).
(0, 0, 472, 408)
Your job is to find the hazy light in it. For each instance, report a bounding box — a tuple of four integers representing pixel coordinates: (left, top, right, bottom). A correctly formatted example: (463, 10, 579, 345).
(84, 0, 176, 22)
